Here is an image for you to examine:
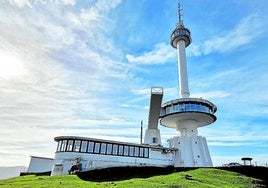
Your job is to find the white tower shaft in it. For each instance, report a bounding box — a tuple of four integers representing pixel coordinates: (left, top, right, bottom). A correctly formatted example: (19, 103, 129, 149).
(177, 40, 190, 98)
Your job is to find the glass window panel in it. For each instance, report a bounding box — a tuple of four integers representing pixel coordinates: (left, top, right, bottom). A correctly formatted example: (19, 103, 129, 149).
(60, 140, 67, 151)
(129, 146, 134, 156)
(66, 140, 74, 151)
(134, 147, 139, 157)
(185, 104, 191, 111)
(201, 105, 206, 112)
(124, 145, 129, 156)
(74, 140, 81, 152)
(100, 143, 107, 154)
(174, 104, 179, 112)
(118, 145, 124, 155)
(144, 148, 149, 158)
(139, 148, 144, 157)
(169, 106, 174, 113)
(87, 141, 94, 153)
(80, 141, 88, 153)
(94, 142, 100, 153)
(57, 140, 62, 152)
(197, 104, 202, 111)
(179, 104, 184, 111)
(107, 144, 113, 155)
(112, 144, 118, 155)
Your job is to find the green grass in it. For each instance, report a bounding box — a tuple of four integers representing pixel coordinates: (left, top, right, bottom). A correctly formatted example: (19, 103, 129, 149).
(0, 168, 262, 188)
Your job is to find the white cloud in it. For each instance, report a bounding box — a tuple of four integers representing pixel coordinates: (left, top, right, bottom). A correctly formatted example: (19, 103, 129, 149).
(8, 0, 33, 8)
(191, 91, 230, 99)
(0, 0, 128, 166)
(56, 0, 76, 6)
(204, 14, 265, 55)
(126, 43, 176, 64)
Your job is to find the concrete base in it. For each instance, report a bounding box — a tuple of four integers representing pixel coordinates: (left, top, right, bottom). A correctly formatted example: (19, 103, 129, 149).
(169, 136, 212, 167)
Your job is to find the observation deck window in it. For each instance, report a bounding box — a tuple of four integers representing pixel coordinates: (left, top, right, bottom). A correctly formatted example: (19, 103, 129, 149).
(161, 101, 214, 117)
(129, 146, 134, 156)
(107, 144, 113, 155)
(66, 140, 74, 152)
(112, 144, 118, 155)
(124, 145, 129, 156)
(81, 141, 88, 153)
(144, 148, 149, 158)
(118, 145, 124, 155)
(134, 147, 139, 157)
(94, 142, 100, 153)
(55, 138, 150, 158)
(74, 140, 81, 152)
(100, 143, 107, 154)
(139, 148, 144, 157)
(87, 141, 94, 153)
(57, 140, 62, 152)
(61, 140, 67, 152)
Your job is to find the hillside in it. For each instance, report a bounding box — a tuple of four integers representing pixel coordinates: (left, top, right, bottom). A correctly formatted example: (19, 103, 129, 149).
(0, 167, 266, 188)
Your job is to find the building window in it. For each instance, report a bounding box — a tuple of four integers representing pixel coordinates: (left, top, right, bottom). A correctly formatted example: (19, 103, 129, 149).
(60, 140, 67, 151)
(144, 148, 149, 158)
(139, 147, 144, 157)
(74, 140, 81, 152)
(129, 146, 134, 156)
(106, 144, 113, 155)
(118, 145, 124, 155)
(123, 145, 129, 156)
(112, 144, 118, 155)
(100, 143, 107, 154)
(94, 142, 100, 153)
(57, 140, 62, 152)
(80, 141, 88, 153)
(134, 147, 139, 157)
(56, 139, 150, 158)
(87, 141, 94, 153)
(66, 140, 74, 151)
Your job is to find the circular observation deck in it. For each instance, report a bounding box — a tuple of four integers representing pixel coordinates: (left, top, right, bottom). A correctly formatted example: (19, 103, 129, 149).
(170, 25, 191, 48)
(159, 98, 217, 128)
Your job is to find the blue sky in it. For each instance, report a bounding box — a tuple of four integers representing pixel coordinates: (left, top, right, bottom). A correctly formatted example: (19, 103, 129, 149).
(0, 0, 267, 167)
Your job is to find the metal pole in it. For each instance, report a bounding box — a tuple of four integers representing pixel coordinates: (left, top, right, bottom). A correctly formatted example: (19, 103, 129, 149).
(140, 120, 143, 144)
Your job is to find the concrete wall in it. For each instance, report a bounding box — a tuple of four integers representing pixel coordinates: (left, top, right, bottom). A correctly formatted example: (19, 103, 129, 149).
(28, 156, 53, 173)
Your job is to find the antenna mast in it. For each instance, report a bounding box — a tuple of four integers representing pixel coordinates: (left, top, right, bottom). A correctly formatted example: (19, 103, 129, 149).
(178, 2, 184, 27)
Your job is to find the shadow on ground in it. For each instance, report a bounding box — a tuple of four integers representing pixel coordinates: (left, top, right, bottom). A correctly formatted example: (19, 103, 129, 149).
(77, 166, 178, 181)
(77, 166, 267, 186)
(217, 166, 268, 187)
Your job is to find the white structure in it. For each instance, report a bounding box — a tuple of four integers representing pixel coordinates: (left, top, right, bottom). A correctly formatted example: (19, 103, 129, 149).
(51, 3, 217, 176)
(144, 87, 163, 146)
(159, 3, 217, 167)
(28, 156, 54, 173)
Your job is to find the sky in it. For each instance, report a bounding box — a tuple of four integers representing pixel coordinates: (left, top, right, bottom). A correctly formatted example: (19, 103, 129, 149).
(0, 0, 267, 167)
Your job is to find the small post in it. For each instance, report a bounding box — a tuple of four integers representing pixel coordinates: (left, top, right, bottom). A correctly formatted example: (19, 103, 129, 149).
(140, 120, 143, 144)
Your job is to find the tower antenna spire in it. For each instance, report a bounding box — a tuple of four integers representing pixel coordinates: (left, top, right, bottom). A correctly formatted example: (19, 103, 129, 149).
(178, 2, 184, 27)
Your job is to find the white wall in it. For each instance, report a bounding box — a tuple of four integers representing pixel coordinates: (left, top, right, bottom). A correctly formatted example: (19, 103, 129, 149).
(28, 156, 53, 173)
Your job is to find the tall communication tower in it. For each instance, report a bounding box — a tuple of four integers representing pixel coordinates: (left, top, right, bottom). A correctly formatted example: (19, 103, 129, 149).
(159, 3, 217, 167)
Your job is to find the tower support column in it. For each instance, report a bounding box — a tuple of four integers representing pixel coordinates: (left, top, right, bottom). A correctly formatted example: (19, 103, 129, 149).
(177, 40, 190, 98)
(176, 119, 198, 136)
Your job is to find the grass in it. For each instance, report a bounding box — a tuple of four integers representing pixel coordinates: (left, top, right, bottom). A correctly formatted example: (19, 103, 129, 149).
(0, 168, 263, 188)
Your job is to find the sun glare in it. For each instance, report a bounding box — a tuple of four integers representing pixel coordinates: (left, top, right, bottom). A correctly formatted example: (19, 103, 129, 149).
(0, 50, 25, 79)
